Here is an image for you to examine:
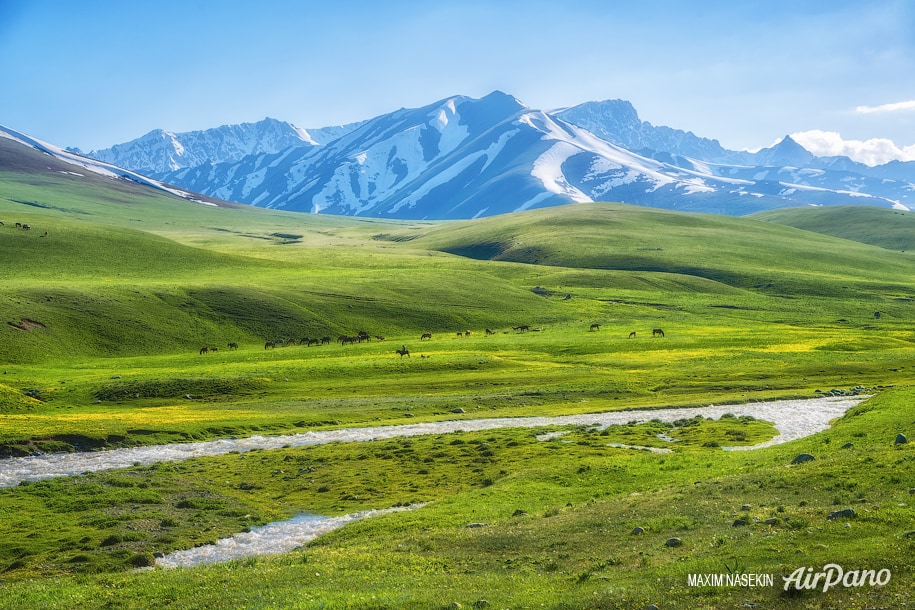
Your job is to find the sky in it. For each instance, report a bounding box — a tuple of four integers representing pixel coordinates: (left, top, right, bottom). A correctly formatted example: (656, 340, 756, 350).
(2, 0, 915, 165)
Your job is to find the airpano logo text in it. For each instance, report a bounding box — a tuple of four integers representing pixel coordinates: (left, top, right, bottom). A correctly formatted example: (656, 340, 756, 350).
(783, 564, 891, 592)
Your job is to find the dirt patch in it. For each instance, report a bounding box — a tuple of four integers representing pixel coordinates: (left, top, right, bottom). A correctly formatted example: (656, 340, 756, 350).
(7, 318, 47, 332)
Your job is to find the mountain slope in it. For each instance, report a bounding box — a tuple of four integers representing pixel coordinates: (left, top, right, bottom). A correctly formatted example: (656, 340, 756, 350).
(553, 99, 752, 164)
(0, 125, 240, 209)
(83, 117, 364, 174)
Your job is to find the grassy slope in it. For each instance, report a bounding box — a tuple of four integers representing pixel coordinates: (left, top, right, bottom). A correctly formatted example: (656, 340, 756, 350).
(752, 205, 915, 252)
(3, 150, 915, 607)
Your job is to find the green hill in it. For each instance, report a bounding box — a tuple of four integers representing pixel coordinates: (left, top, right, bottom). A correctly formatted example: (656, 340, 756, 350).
(408, 202, 915, 297)
(752, 205, 915, 252)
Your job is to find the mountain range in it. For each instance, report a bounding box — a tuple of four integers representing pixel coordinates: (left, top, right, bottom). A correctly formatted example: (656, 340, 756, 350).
(13, 92, 915, 219)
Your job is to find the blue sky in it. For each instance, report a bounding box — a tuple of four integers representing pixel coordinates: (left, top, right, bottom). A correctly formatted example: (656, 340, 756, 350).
(2, 0, 914, 164)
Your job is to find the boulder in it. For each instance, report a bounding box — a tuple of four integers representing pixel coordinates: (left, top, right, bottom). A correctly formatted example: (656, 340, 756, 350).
(665, 537, 682, 547)
(827, 508, 856, 520)
(791, 453, 815, 464)
(895, 433, 908, 445)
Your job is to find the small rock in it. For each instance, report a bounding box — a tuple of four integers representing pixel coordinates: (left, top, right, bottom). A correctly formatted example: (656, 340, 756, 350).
(472, 601, 490, 609)
(466, 523, 486, 529)
(840, 442, 854, 449)
(791, 453, 815, 464)
(451, 408, 466, 414)
(646, 605, 659, 610)
(741, 504, 751, 511)
(445, 603, 462, 610)
(827, 508, 856, 520)
(903, 531, 915, 538)
(732, 518, 749, 527)
(631, 526, 645, 535)
(895, 433, 908, 445)
(153, 552, 165, 558)
(764, 518, 780, 525)
(665, 537, 682, 548)
(909, 488, 915, 495)
(512, 509, 527, 517)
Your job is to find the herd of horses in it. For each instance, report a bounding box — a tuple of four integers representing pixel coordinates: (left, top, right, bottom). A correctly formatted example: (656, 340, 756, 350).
(198, 325, 666, 356)
(3, 221, 49, 237)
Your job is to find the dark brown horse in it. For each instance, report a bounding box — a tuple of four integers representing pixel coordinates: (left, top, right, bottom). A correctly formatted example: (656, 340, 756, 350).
(628, 331, 636, 339)
(420, 333, 432, 340)
(590, 323, 600, 331)
(264, 341, 276, 349)
(228, 342, 238, 350)
(652, 328, 665, 337)
(199, 346, 209, 355)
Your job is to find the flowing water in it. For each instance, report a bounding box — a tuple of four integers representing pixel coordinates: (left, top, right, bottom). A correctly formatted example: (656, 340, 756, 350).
(1, 396, 864, 568)
(0, 396, 862, 488)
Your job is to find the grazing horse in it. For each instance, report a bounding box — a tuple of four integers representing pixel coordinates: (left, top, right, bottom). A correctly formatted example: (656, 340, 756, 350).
(420, 333, 432, 340)
(15, 222, 21, 228)
(21, 224, 30, 230)
(264, 341, 276, 350)
(652, 328, 665, 338)
(513, 325, 530, 333)
(396, 346, 410, 358)
(628, 331, 637, 339)
(228, 342, 238, 350)
(321, 336, 331, 345)
(375, 335, 386, 341)
(199, 346, 209, 355)
(485, 328, 495, 336)
(590, 323, 601, 332)
(307, 338, 321, 347)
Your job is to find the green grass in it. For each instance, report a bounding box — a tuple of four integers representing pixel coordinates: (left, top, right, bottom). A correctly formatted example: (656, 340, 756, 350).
(753, 205, 915, 252)
(2, 158, 915, 607)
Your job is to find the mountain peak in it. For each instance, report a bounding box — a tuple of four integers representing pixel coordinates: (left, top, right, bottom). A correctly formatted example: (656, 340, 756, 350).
(755, 135, 815, 167)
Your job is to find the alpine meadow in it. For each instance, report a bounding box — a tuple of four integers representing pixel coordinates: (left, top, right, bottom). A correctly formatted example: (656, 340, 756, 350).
(1, 130, 915, 610)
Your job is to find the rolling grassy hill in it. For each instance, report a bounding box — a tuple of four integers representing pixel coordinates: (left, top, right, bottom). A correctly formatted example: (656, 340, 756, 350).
(2, 143, 915, 608)
(752, 205, 915, 252)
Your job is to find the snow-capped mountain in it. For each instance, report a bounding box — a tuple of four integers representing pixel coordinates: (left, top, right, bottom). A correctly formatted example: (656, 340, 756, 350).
(83, 117, 364, 175)
(553, 99, 753, 165)
(21, 91, 908, 220)
(149, 92, 908, 219)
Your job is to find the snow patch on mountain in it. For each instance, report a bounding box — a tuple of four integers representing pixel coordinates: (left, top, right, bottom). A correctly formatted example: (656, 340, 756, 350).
(0, 124, 211, 204)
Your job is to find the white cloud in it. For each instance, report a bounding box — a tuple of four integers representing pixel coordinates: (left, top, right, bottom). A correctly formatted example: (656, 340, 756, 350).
(855, 100, 915, 114)
(790, 129, 915, 166)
